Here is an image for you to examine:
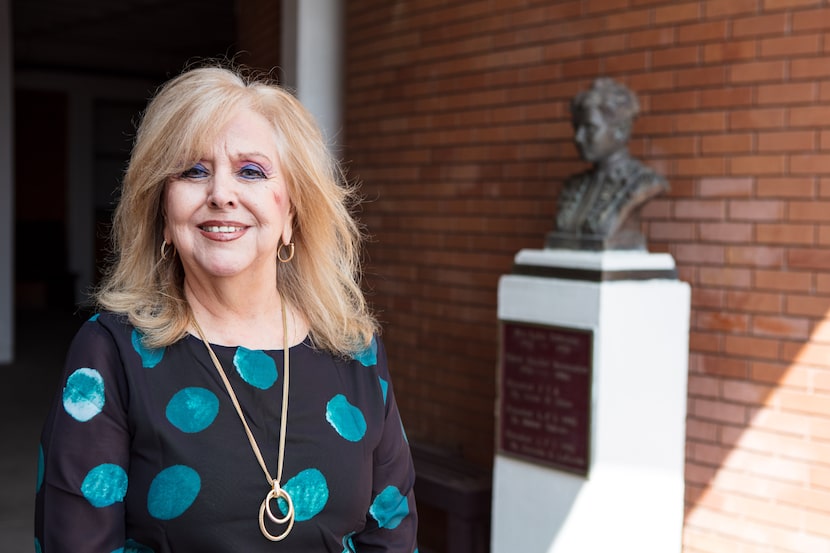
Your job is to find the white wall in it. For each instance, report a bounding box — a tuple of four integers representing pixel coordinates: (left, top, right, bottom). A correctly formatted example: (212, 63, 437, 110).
(282, 0, 344, 152)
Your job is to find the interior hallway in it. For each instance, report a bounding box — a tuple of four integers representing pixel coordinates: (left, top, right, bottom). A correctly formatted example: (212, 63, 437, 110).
(0, 309, 85, 552)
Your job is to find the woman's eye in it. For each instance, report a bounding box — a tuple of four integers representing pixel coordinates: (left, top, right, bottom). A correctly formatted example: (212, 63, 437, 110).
(238, 164, 267, 180)
(181, 163, 209, 179)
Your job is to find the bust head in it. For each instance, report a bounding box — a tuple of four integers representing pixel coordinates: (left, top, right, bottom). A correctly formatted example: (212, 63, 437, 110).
(570, 78, 640, 163)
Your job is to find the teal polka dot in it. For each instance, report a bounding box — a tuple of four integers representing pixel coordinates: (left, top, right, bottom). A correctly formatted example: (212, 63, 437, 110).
(369, 485, 409, 529)
(148, 465, 200, 520)
(378, 376, 389, 405)
(166, 387, 219, 433)
(81, 463, 128, 508)
(63, 368, 105, 422)
(276, 468, 329, 521)
(233, 347, 277, 389)
(131, 330, 164, 368)
(326, 395, 367, 442)
(88, 313, 100, 322)
(341, 531, 356, 553)
(34, 537, 42, 553)
(353, 336, 378, 366)
(36, 444, 44, 493)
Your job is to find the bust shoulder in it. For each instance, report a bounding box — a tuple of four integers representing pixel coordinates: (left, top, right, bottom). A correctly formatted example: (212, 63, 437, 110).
(618, 159, 669, 207)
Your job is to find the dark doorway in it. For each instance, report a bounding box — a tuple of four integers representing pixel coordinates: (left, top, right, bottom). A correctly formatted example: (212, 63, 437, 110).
(11, 0, 238, 311)
(14, 89, 72, 309)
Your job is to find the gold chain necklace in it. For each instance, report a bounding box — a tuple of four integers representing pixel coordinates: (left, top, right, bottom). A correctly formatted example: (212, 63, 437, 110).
(191, 300, 295, 541)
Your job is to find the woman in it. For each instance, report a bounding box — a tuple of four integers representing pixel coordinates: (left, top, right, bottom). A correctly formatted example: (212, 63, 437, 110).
(35, 65, 418, 552)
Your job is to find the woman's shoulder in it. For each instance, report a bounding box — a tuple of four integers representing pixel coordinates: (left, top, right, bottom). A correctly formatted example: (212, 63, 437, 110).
(348, 333, 383, 367)
(62, 312, 137, 374)
(340, 333, 396, 382)
(71, 310, 146, 353)
(313, 332, 386, 372)
(80, 310, 135, 336)
(72, 310, 169, 370)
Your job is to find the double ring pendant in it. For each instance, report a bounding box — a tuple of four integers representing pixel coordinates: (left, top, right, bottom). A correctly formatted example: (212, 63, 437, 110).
(259, 480, 295, 541)
(193, 299, 296, 542)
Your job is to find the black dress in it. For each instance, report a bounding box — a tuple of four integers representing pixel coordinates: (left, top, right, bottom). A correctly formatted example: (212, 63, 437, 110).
(35, 312, 418, 552)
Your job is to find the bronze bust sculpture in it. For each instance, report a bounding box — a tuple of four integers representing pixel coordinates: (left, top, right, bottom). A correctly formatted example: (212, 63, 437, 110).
(546, 78, 668, 251)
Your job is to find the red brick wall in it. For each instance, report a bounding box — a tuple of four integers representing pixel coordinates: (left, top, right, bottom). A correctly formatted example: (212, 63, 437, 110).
(343, 1, 830, 551)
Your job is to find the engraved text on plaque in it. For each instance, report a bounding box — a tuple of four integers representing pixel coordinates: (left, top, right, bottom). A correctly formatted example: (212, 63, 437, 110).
(499, 321, 593, 475)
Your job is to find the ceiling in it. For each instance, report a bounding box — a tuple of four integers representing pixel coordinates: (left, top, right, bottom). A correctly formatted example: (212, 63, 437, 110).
(11, 0, 237, 79)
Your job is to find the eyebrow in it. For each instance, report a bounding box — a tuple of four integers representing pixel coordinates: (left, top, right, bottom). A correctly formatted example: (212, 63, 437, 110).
(233, 150, 270, 159)
(236, 150, 275, 168)
(228, 150, 271, 163)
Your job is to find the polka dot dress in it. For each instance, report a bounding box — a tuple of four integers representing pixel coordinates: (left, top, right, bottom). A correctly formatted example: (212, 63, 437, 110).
(35, 312, 418, 552)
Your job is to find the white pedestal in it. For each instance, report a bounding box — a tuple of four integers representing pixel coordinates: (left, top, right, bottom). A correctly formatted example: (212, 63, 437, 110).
(491, 249, 690, 553)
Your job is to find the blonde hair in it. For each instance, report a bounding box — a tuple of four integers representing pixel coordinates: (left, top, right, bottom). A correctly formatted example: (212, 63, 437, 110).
(96, 64, 376, 354)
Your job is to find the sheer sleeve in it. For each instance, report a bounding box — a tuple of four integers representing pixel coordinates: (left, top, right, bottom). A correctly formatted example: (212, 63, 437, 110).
(351, 336, 419, 553)
(35, 316, 131, 553)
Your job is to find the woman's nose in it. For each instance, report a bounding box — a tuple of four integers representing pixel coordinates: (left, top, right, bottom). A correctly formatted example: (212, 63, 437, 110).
(207, 170, 237, 208)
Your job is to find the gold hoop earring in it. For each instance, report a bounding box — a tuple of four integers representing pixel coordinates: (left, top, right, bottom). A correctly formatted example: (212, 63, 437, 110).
(160, 240, 171, 261)
(277, 242, 295, 263)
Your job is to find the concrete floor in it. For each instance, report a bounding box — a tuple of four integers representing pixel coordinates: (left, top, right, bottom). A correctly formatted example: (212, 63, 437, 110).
(0, 309, 84, 553)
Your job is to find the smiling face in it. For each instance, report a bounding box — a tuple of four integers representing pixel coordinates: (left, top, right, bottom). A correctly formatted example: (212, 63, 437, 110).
(163, 107, 292, 286)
